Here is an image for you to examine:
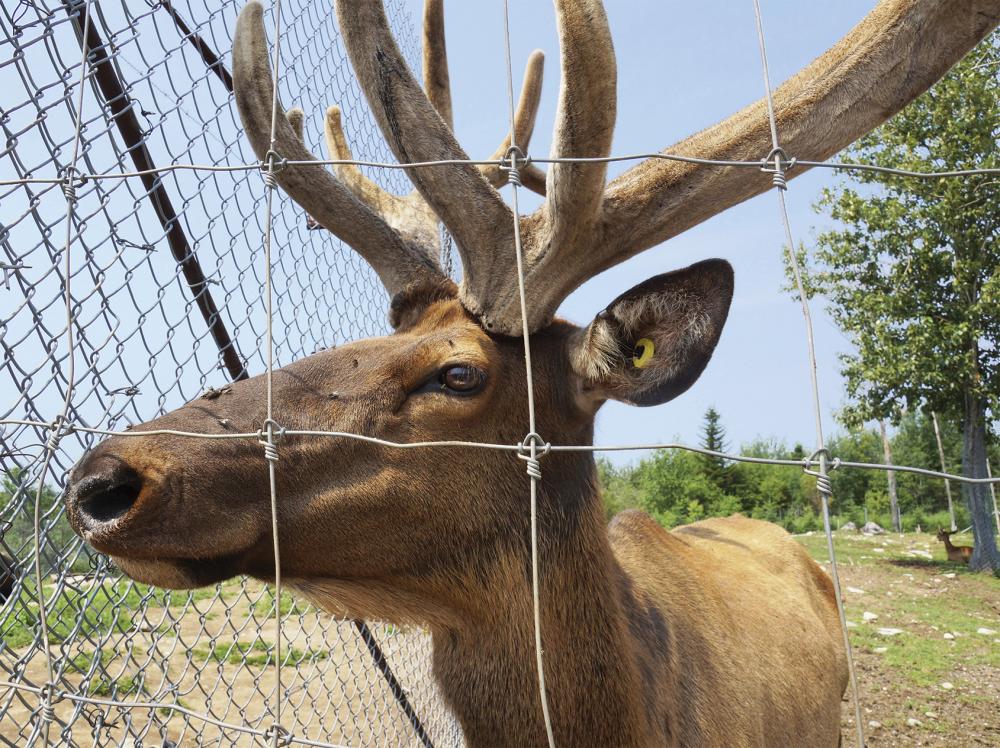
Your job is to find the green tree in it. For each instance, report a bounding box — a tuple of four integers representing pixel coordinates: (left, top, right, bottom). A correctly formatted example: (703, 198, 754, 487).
(1, 469, 90, 574)
(699, 407, 735, 495)
(597, 458, 643, 520)
(795, 33, 1000, 570)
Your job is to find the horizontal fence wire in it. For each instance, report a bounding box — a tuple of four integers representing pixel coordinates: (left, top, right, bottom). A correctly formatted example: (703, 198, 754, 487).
(2, 0, 998, 746)
(3, 418, 999, 484)
(3, 154, 1000, 187)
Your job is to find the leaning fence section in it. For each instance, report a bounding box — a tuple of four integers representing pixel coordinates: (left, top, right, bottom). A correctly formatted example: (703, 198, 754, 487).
(0, 1, 464, 746)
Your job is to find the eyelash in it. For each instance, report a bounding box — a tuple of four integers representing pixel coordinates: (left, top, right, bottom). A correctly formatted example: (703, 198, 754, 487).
(413, 365, 487, 396)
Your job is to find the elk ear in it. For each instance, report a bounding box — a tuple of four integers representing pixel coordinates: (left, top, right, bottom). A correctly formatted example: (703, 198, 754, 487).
(568, 259, 733, 407)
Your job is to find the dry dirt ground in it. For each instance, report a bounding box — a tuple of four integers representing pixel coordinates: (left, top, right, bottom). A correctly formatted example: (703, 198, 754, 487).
(796, 531, 1000, 747)
(2, 581, 459, 746)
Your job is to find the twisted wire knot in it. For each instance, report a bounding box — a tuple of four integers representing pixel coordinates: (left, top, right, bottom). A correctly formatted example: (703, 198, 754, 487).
(257, 419, 285, 463)
(261, 149, 286, 189)
(760, 147, 796, 191)
(45, 417, 67, 452)
(502, 145, 527, 187)
(803, 448, 839, 498)
(265, 723, 291, 747)
(524, 456, 541, 479)
(517, 432, 550, 480)
(38, 682, 59, 724)
(61, 167, 83, 202)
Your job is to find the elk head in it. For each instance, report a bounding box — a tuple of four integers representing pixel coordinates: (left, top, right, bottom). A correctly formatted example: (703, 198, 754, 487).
(66, 0, 999, 618)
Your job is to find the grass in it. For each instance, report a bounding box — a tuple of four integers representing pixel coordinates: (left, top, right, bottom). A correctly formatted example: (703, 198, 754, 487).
(62, 650, 146, 698)
(1, 578, 219, 649)
(191, 639, 329, 668)
(795, 531, 1000, 689)
(248, 587, 309, 617)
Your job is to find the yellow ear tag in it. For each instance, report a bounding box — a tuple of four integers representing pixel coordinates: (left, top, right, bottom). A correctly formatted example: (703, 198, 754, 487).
(632, 338, 655, 369)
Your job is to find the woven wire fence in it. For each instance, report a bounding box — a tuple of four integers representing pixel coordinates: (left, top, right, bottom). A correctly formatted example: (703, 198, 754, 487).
(0, 1, 464, 745)
(2, 0, 1000, 747)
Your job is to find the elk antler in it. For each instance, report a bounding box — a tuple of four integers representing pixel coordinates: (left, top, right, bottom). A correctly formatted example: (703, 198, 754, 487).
(593, 0, 1000, 270)
(232, 2, 439, 296)
(421, 0, 548, 193)
(233, 0, 546, 300)
(239, 0, 1000, 335)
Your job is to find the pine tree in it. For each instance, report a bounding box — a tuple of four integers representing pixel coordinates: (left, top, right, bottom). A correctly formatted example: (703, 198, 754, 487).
(700, 407, 730, 493)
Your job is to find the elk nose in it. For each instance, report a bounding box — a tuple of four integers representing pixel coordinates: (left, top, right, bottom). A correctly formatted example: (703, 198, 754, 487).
(70, 461, 143, 526)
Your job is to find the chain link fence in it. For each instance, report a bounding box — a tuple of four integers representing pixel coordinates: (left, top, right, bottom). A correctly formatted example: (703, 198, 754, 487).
(1, 1, 462, 744)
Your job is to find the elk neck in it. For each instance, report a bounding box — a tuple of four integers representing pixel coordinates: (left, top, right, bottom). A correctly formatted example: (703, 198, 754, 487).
(429, 451, 659, 746)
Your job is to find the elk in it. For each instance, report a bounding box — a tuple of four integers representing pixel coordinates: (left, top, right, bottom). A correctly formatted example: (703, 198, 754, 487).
(65, 1, 1000, 745)
(937, 528, 974, 564)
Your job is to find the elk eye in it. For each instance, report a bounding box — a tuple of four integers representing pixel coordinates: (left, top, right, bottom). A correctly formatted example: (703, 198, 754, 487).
(440, 365, 486, 394)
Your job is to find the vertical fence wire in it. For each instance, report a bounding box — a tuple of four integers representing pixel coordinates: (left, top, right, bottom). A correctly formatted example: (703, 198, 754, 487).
(749, 2, 865, 746)
(28, 3, 92, 745)
(2, 0, 997, 745)
(260, 0, 287, 742)
(932, 411, 958, 531)
(500, 2, 556, 747)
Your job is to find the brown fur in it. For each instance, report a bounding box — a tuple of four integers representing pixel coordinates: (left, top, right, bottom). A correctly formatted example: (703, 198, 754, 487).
(936, 528, 973, 564)
(67, 286, 846, 746)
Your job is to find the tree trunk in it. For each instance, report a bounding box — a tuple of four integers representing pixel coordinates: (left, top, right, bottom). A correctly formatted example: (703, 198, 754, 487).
(931, 411, 957, 531)
(879, 420, 901, 532)
(987, 460, 1000, 535)
(961, 394, 1000, 572)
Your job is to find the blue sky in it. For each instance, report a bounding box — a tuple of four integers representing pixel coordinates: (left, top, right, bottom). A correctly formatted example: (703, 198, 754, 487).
(0, 0, 885, 471)
(399, 0, 879, 460)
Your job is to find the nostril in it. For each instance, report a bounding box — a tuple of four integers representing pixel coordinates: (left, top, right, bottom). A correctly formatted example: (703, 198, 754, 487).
(75, 469, 143, 524)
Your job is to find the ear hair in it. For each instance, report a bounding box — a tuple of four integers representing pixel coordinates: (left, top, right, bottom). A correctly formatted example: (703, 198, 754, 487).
(570, 289, 713, 384)
(388, 278, 459, 329)
(569, 316, 620, 381)
(569, 259, 733, 407)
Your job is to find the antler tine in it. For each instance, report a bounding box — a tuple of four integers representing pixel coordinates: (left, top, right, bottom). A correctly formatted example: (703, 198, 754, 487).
(319, 18, 547, 265)
(286, 106, 304, 139)
(285, 106, 321, 229)
(323, 105, 440, 250)
(455, 0, 618, 335)
(334, 0, 513, 298)
(544, 0, 616, 248)
(422, 0, 453, 128)
(470, 0, 1000, 337)
(480, 50, 548, 196)
(232, 1, 442, 296)
(594, 0, 1000, 267)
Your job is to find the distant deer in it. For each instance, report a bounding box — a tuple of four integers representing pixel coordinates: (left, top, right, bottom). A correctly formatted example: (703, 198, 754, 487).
(937, 528, 973, 564)
(65, 1, 1000, 745)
